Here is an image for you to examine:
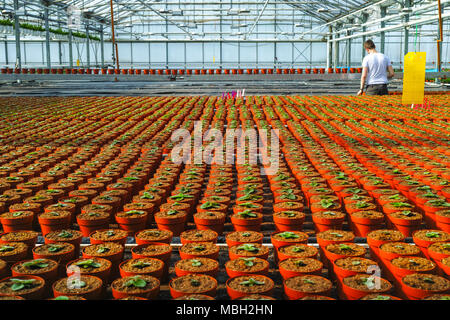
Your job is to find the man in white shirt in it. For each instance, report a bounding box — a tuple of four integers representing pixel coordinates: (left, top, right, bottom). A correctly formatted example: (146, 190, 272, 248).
(357, 39, 395, 96)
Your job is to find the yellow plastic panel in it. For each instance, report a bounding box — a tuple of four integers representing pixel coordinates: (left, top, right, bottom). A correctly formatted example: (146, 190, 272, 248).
(402, 52, 426, 105)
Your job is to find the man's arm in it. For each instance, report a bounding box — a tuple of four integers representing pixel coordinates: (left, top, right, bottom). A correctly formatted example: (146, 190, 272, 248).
(357, 67, 369, 96)
(387, 65, 395, 79)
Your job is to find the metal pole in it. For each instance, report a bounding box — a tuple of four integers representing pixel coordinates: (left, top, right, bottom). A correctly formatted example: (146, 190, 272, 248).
(44, 4, 51, 69)
(100, 25, 104, 68)
(404, 0, 411, 56)
(380, 6, 386, 53)
(13, 0, 21, 70)
(328, 26, 333, 69)
(347, 31, 351, 68)
(437, 0, 443, 72)
(4, 41, 8, 66)
(110, 0, 119, 72)
(68, 29, 73, 69)
(86, 24, 90, 68)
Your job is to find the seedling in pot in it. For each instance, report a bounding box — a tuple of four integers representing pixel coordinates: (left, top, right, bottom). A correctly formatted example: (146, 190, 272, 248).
(0, 245, 15, 252)
(58, 230, 73, 238)
(124, 276, 147, 288)
(191, 260, 203, 267)
(240, 257, 256, 267)
(75, 259, 101, 269)
(237, 210, 257, 218)
(10, 278, 38, 291)
(237, 244, 259, 253)
(22, 259, 49, 269)
(277, 232, 300, 239)
(240, 278, 265, 286)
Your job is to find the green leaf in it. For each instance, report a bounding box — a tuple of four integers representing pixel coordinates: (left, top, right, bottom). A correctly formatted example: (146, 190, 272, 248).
(75, 259, 101, 269)
(171, 193, 194, 201)
(10, 278, 37, 291)
(68, 279, 87, 289)
(277, 232, 300, 239)
(0, 245, 15, 252)
(339, 244, 355, 251)
(303, 278, 315, 285)
(190, 279, 201, 287)
(200, 202, 221, 210)
(237, 244, 259, 253)
(239, 278, 265, 286)
(294, 260, 307, 267)
(54, 296, 70, 300)
(237, 210, 257, 218)
(425, 232, 442, 238)
(391, 202, 413, 208)
(292, 246, 305, 253)
(191, 259, 203, 267)
(97, 246, 110, 254)
(141, 192, 155, 200)
(22, 259, 49, 269)
(320, 199, 335, 209)
(48, 245, 65, 253)
(192, 244, 206, 252)
(372, 295, 391, 300)
(124, 276, 147, 288)
(240, 257, 256, 267)
(57, 230, 73, 238)
(238, 202, 259, 209)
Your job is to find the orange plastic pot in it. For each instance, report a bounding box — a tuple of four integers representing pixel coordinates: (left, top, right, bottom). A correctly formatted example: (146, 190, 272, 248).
(279, 259, 323, 279)
(170, 275, 217, 299)
(270, 231, 308, 250)
(225, 259, 269, 278)
(0, 211, 34, 232)
(53, 275, 103, 300)
(76, 215, 110, 238)
(119, 258, 164, 279)
(66, 258, 112, 285)
(0, 275, 45, 300)
(283, 275, 331, 300)
(175, 259, 219, 278)
(225, 232, 263, 247)
(226, 275, 273, 300)
(111, 276, 160, 300)
(340, 276, 392, 300)
(135, 230, 173, 245)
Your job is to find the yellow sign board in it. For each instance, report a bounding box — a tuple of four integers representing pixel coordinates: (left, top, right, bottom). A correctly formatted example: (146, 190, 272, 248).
(402, 52, 426, 105)
(76, 59, 80, 67)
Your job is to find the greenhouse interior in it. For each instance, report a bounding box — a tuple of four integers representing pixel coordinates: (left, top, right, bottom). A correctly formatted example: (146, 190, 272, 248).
(0, 0, 449, 304)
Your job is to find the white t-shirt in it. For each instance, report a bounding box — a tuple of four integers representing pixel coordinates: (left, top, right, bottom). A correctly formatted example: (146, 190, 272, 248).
(362, 52, 392, 85)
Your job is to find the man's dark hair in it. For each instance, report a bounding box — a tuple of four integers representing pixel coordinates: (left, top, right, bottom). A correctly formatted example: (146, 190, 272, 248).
(364, 39, 376, 50)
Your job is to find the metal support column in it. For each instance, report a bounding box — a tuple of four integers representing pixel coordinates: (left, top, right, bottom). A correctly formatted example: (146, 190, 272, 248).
(68, 29, 73, 69)
(333, 27, 339, 68)
(380, 6, 387, 53)
(238, 41, 240, 69)
(13, 0, 21, 70)
(86, 25, 90, 68)
(44, 4, 51, 69)
(327, 26, 333, 70)
(100, 26, 104, 68)
(4, 41, 8, 66)
(347, 31, 352, 68)
(403, 0, 411, 56)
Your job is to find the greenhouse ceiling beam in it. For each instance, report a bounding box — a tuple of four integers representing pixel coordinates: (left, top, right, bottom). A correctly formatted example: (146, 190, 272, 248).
(298, 0, 397, 38)
(245, 0, 270, 39)
(334, 0, 450, 34)
(331, 11, 450, 42)
(131, 0, 193, 37)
